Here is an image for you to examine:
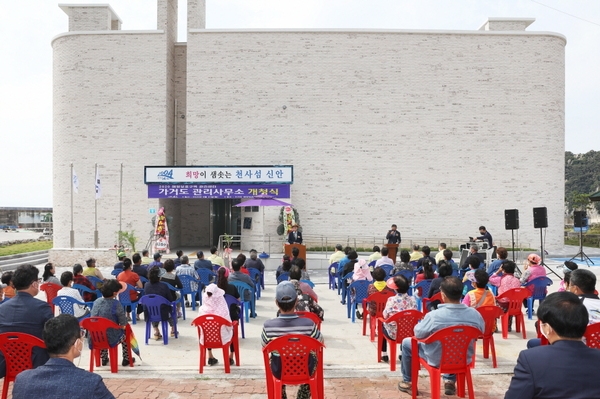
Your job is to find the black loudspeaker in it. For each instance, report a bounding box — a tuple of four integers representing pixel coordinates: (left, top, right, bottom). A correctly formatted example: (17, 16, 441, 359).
(574, 211, 588, 228)
(505, 209, 519, 230)
(533, 207, 548, 229)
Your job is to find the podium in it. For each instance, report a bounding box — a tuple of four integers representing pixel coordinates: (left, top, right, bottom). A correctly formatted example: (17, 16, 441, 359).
(285, 244, 306, 261)
(385, 244, 399, 263)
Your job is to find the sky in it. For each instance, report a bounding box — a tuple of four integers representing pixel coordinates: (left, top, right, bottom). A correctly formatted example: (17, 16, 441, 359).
(1, 0, 599, 207)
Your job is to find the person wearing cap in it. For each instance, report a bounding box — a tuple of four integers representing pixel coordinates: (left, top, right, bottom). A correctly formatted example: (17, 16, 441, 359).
(397, 277, 484, 396)
(0, 264, 53, 378)
(287, 224, 303, 245)
(558, 261, 578, 292)
(90, 280, 133, 366)
(83, 258, 104, 279)
(149, 252, 164, 269)
(520, 253, 547, 293)
(113, 251, 126, 271)
(505, 292, 600, 399)
(12, 314, 116, 399)
(198, 283, 235, 366)
(245, 249, 265, 273)
(261, 281, 323, 399)
(194, 251, 213, 271)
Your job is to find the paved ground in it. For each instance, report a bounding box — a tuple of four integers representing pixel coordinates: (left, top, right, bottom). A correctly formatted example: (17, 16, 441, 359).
(5, 245, 600, 398)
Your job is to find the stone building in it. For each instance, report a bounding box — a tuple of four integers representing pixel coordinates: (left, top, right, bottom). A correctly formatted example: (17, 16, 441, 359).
(51, 1, 566, 264)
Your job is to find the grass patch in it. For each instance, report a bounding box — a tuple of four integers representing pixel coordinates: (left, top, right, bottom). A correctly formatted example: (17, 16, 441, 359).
(0, 241, 53, 256)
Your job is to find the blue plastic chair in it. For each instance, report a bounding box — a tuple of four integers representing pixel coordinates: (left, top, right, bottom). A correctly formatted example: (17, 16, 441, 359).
(139, 294, 178, 345)
(197, 269, 216, 289)
(328, 262, 339, 290)
(339, 272, 354, 303)
(463, 280, 475, 296)
(52, 295, 90, 321)
(487, 283, 498, 296)
(391, 269, 414, 285)
(229, 281, 256, 322)
(276, 272, 290, 284)
(524, 277, 553, 319)
(86, 276, 104, 289)
(224, 293, 245, 339)
(160, 281, 186, 321)
(111, 269, 122, 277)
(248, 268, 262, 299)
(212, 264, 221, 273)
(117, 283, 143, 324)
(409, 261, 419, 269)
(300, 279, 315, 288)
(139, 276, 149, 285)
(410, 279, 434, 311)
(368, 260, 376, 268)
(379, 264, 393, 278)
(347, 280, 370, 321)
(72, 283, 101, 308)
(178, 274, 202, 309)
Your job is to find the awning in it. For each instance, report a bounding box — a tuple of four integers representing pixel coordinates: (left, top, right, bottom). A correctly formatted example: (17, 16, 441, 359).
(590, 191, 600, 202)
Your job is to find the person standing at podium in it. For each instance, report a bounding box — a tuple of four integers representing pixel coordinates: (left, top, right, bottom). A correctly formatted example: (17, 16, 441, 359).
(287, 224, 303, 244)
(386, 224, 401, 245)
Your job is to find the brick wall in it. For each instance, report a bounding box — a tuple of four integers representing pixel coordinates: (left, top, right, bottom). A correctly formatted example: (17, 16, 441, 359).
(185, 29, 565, 250)
(52, 31, 170, 263)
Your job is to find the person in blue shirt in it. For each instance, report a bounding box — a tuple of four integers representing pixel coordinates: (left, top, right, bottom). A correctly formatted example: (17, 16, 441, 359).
(487, 247, 508, 275)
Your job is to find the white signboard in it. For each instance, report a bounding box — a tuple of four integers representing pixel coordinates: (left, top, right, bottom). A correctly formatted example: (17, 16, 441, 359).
(144, 165, 293, 184)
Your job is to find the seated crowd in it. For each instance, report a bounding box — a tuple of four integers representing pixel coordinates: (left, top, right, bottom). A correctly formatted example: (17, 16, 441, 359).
(1, 242, 599, 399)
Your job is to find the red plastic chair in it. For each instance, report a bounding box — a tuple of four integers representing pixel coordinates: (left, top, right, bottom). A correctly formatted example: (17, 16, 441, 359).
(0, 333, 46, 399)
(262, 334, 325, 399)
(377, 309, 423, 371)
(474, 306, 504, 368)
(362, 290, 395, 341)
(411, 325, 481, 399)
(295, 311, 322, 330)
(583, 323, 600, 349)
(496, 288, 531, 339)
(80, 316, 132, 373)
(40, 282, 62, 314)
(191, 314, 239, 374)
(422, 292, 443, 315)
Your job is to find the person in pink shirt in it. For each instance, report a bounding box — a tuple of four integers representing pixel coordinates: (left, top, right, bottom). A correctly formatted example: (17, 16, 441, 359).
(520, 253, 547, 293)
(489, 260, 521, 331)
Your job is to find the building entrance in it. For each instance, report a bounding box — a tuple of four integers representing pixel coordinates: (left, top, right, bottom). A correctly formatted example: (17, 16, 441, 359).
(211, 199, 241, 247)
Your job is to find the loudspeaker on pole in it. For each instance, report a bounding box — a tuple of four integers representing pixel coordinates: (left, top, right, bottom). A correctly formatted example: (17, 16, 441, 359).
(533, 207, 548, 229)
(505, 209, 519, 230)
(574, 211, 588, 228)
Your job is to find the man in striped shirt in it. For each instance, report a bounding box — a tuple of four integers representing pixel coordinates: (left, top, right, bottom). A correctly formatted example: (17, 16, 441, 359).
(261, 281, 323, 399)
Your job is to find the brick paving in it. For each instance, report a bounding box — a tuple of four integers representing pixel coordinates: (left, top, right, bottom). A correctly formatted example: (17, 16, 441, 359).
(98, 374, 512, 398)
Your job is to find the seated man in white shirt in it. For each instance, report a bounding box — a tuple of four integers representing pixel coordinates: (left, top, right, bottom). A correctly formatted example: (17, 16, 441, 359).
(375, 247, 394, 268)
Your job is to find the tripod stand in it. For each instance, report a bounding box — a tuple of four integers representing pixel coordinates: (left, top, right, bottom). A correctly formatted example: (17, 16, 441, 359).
(568, 228, 595, 267)
(509, 229, 523, 275)
(538, 228, 561, 279)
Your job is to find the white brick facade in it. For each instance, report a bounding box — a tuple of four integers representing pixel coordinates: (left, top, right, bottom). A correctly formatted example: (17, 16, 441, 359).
(51, 2, 565, 264)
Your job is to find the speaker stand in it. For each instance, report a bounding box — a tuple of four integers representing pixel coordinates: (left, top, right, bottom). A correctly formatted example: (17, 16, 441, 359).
(568, 229, 594, 267)
(539, 228, 561, 279)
